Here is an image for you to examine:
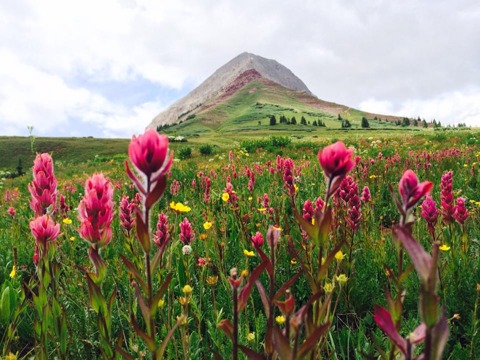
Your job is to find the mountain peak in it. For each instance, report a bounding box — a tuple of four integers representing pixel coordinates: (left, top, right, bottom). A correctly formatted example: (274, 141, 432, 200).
(148, 52, 312, 129)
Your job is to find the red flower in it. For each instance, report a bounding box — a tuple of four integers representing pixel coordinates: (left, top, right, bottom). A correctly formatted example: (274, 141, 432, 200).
(453, 197, 468, 225)
(78, 173, 114, 249)
(30, 215, 61, 252)
(398, 170, 433, 210)
(318, 141, 354, 180)
(179, 217, 195, 245)
(28, 153, 57, 216)
(251, 232, 264, 248)
(128, 129, 172, 178)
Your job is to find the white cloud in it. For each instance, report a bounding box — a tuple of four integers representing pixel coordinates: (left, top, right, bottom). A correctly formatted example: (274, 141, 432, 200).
(1, 0, 480, 136)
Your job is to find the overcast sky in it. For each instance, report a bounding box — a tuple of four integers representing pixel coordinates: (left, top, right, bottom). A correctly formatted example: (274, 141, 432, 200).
(1, 0, 479, 138)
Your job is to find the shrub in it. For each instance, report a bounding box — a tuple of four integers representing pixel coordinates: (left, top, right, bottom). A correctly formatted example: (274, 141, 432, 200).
(199, 144, 214, 156)
(178, 147, 192, 159)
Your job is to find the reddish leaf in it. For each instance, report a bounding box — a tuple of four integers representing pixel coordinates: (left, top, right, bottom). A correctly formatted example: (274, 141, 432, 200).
(255, 246, 273, 278)
(120, 254, 148, 293)
(239, 345, 267, 360)
(130, 315, 156, 352)
(156, 316, 181, 359)
(151, 273, 172, 313)
(393, 226, 432, 284)
(317, 206, 332, 246)
(293, 205, 318, 243)
(255, 280, 270, 318)
(430, 312, 449, 360)
(133, 282, 150, 328)
(135, 211, 151, 253)
(272, 327, 292, 360)
(217, 319, 234, 340)
(238, 260, 267, 312)
(145, 175, 167, 210)
(297, 322, 330, 358)
(125, 160, 146, 195)
(373, 305, 407, 356)
(273, 270, 303, 301)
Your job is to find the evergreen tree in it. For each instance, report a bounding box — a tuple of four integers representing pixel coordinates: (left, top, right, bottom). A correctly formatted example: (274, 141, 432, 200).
(361, 117, 370, 128)
(312, 120, 318, 126)
(291, 116, 297, 125)
(301, 116, 307, 125)
(269, 115, 277, 126)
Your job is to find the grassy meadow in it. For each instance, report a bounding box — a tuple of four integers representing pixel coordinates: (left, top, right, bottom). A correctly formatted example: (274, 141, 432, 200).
(0, 128, 479, 359)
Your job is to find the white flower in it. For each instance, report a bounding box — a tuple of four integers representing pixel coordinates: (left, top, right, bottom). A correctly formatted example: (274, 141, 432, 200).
(182, 245, 192, 255)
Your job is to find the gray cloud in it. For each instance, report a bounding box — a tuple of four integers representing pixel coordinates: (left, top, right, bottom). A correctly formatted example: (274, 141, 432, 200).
(0, 0, 479, 138)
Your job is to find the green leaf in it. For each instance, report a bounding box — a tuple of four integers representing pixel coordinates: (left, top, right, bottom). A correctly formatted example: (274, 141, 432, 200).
(135, 212, 151, 253)
(120, 254, 148, 293)
(297, 322, 330, 358)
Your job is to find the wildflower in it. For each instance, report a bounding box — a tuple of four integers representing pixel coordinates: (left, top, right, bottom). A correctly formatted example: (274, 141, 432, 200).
(206, 275, 218, 286)
(70, 236, 75, 241)
(170, 202, 191, 213)
(62, 218, 72, 225)
(77, 173, 114, 249)
(241, 269, 249, 278)
(119, 195, 136, 235)
(360, 186, 371, 203)
(199, 233, 207, 241)
(266, 225, 281, 249)
(323, 282, 334, 293)
(336, 274, 348, 285)
(335, 250, 345, 261)
(30, 215, 61, 254)
(257, 207, 267, 213)
(28, 153, 57, 216)
(158, 298, 165, 308)
(9, 265, 16, 278)
(128, 129, 171, 178)
(153, 213, 169, 251)
(275, 315, 286, 325)
(453, 197, 468, 224)
(197, 257, 207, 266)
(222, 192, 230, 202)
(318, 141, 354, 196)
(246, 332, 255, 342)
(290, 258, 297, 265)
(421, 196, 439, 231)
(182, 245, 192, 255)
(243, 249, 255, 257)
(203, 221, 213, 230)
(251, 232, 264, 248)
(182, 284, 193, 295)
(440, 171, 455, 224)
(439, 244, 451, 251)
(179, 217, 195, 245)
(398, 170, 433, 211)
(7, 206, 15, 218)
(178, 297, 187, 305)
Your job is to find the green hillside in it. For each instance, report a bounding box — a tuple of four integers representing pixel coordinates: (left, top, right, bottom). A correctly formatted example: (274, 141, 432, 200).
(160, 79, 402, 140)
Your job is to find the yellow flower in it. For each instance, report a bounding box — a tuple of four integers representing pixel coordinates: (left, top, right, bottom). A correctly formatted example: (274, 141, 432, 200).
(241, 269, 249, 278)
(170, 202, 191, 213)
(199, 233, 208, 241)
(335, 251, 345, 262)
(178, 297, 188, 305)
(243, 249, 255, 257)
(9, 265, 16, 278)
(222, 193, 230, 202)
(70, 236, 75, 241)
(203, 221, 213, 230)
(246, 332, 255, 342)
(257, 207, 267, 213)
(311, 218, 315, 225)
(248, 196, 253, 201)
(336, 274, 348, 285)
(275, 315, 286, 325)
(62, 218, 72, 225)
(207, 275, 218, 286)
(323, 282, 334, 293)
(4, 353, 17, 360)
(290, 258, 297, 265)
(158, 298, 165, 308)
(183, 285, 193, 295)
(439, 244, 451, 251)
(294, 184, 299, 192)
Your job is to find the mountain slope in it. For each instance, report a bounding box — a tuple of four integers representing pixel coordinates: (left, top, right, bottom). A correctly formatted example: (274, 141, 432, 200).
(148, 52, 313, 129)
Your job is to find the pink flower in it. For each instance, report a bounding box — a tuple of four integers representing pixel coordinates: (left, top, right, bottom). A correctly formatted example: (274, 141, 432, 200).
(197, 257, 207, 266)
(266, 225, 281, 249)
(440, 171, 455, 224)
(398, 170, 433, 210)
(421, 196, 439, 230)
(153, 213, 169, 249)
(251, 232, 264, 248)
(318, 141, 354, 197)
(119, 195, 136, 236)
(78, 173, 114, 249)
(28, 153, 57, 216)
(453, 197, 468, 225)
(7, 206, 15, 218)
(318, 141, 354, 180)
(360, 186, 371, 203)
(128, 129, 172, 178)
(179, 217, 195, 245)
(30, 215, 61, 253)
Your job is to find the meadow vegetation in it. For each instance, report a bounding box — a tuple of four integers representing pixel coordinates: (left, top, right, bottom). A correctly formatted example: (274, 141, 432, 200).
(0, 128, 479, 359)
